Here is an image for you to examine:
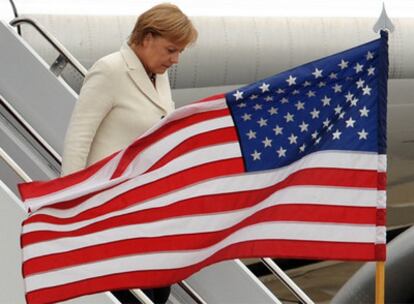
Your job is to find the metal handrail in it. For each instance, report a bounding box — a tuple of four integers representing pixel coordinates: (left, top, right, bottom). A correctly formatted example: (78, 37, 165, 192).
(178, 281, 207, 304)
(3, 19, 208, 304)
(0, 94, 61, 164)
(5, 17, 309, 303)
(261, 258, 314, 304)
(9, 17, 87, 77)
(0, 146, 31, 183)
(0, 147, 152, 304)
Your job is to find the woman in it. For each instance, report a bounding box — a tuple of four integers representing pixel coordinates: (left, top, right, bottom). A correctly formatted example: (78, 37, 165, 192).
(61, 3, 198, 303)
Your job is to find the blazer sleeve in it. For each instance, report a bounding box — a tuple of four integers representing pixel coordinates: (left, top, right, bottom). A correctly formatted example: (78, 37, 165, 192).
(61, 60, 114, 176)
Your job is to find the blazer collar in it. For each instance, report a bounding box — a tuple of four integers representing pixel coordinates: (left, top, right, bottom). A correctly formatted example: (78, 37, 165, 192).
(120, 42, 168, 112)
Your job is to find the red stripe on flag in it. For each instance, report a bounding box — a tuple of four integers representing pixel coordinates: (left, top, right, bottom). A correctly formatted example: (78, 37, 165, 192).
(18, 152, 119, 201)
(376, 208, 386, 226)
(23, 157, 245, 226)
(111, 108, 231, 179)
(25, 240, 384, 304)
(378, 172, 386, 190)
(22, 167, 379, 228)
(22, 167, 381, 246)
(146, 127, 238, 172)
(23, 127, 238, 217)
(23, 204, 379, 276)
(196, 93, 225, 103)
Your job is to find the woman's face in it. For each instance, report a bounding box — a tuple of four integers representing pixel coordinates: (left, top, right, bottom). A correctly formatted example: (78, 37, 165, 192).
(140, 34, 185, 74)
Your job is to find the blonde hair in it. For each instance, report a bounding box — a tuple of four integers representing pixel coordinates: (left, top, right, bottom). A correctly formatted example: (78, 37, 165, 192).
(129, 3, 197, 47)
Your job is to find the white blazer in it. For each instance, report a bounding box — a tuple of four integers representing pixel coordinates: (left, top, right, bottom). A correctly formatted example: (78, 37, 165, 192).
(61, 42, 175, 176)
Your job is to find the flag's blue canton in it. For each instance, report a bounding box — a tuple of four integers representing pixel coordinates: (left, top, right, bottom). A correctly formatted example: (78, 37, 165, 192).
(226, 38, 386, 172)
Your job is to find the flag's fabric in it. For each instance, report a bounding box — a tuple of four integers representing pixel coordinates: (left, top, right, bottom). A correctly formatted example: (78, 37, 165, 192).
(19, 32, 388, 304)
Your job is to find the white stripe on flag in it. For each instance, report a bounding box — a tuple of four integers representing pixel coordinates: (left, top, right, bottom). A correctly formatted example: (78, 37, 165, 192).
(25, 115, 234, 210)
(27, 150, 126, 212)
(124, 115, 235, 176)
(137, 97, 227, 140)
(25, 221, 381, 292)
(23, 185, 381, 261)
(26, 142, 241, 220)
(28, 151, 382, 220)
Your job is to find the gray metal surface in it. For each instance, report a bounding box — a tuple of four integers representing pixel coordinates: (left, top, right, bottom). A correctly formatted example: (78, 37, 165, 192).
(185, 260, 281, 303)
(332, 225, 414, 303)
(2, 10, 414, 304)
(0, 20, 77, 155)
(0, 181, 120, 304)
(0, 95, 59, 194)
(0, 20, 279, 303)
(18, 15, 414, 90)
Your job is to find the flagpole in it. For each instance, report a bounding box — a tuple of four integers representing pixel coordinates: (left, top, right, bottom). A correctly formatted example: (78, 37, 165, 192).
(375, 261, 385, 304)
(373, 4, 391, 304)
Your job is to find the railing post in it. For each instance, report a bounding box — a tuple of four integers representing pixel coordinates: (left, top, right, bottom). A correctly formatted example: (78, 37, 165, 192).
(261, 258, 314, 304)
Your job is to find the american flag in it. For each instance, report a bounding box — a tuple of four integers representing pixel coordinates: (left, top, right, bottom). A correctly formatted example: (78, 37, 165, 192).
(19, 32, 388, 304)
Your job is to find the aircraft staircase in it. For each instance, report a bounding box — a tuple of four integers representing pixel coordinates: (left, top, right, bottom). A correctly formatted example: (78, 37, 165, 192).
(0, 18, 311, 304)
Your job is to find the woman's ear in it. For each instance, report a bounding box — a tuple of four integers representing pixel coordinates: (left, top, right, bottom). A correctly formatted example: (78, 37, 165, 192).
(142, 32, 153, 47)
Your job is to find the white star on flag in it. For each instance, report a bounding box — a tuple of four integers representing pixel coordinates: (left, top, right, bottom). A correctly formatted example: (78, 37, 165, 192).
(332, 129, 342, 140)
(312, 68, 323, 78)
(288, 133, 298, 144)
(310, 108, 320, 119)
(262, 137, 273, 148)
(299, 121, 309, 132)
(286, 75, 297, 86)
(354, 63, 364, 73)
(246, 130, 256, 139)
(366, 51, 374, 60)
(329, 72, 338, 79)
(356, 78, 365, 88)
(367, 66, 375, 75)
(346, 117, 356, 128)
(332, 84, 342, 93)
(251, 150, 261, 160)
(276, 146, 287, 157)
(295, 101, 305, 110)
(345, 91, 354, 102)
(334, 105, 343, 114)
(359, 106, 370, 117)
(358, 129, 368, 140)
(268, 107, 278, 115)
(284, 112, 294, 122)
(338, 59, 349, 69)
(350, 98, 359, 107)
(259, 82, 270, 93)
(242, 113, 252, 121)
(257, 118, 268, 127)
(273, 125, 283, 135)
(362, 86, 372, 95)
(233, 90, 244, 100)
(321, 96, 331, 106)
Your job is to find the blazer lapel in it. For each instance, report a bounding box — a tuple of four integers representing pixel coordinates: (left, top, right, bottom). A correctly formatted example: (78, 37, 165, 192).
(120, 42, 168, 113)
